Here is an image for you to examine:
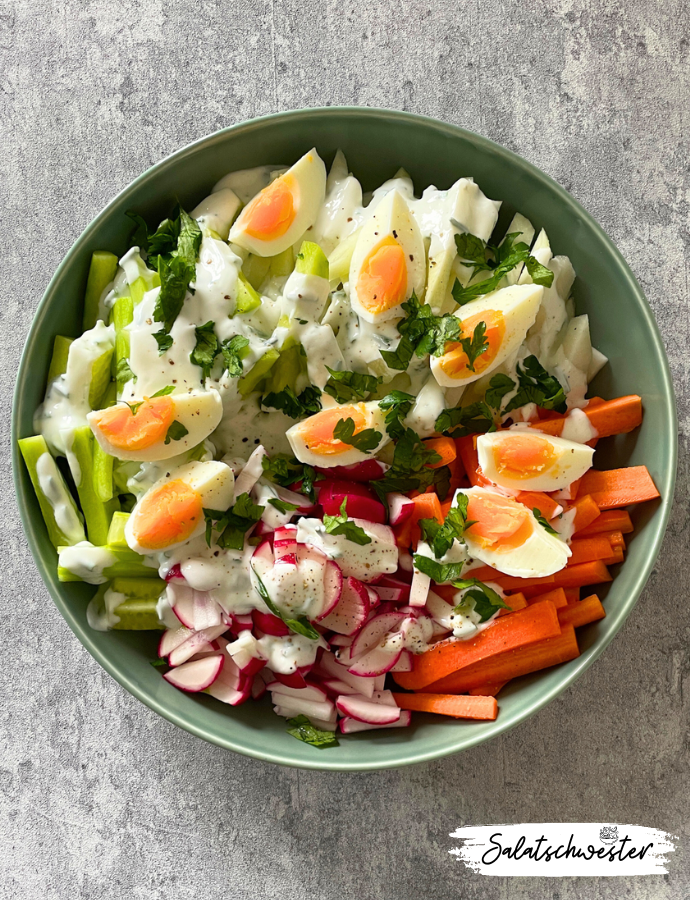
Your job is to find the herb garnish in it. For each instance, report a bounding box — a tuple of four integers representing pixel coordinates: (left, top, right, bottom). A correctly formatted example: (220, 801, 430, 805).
(323, 498, 372, 546)
(204, 492, 264, 550)
(332, 417, 382, 454)
(251, 566, 320, 640)
(323, 368, 382, 403)
(262, 385, 322, 419)
(286, 715, 339, 748)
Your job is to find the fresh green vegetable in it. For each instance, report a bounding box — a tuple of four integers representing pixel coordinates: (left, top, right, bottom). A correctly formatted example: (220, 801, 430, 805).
(502, 355, 567, 414)
(238, 349, 280, 396)
(533, 508, 560, 536)
(333, 417, 382, 454)
(452, 579, 511, 622)
(106, 511, 130, 548)
(380, 293, 463, 370)
(323, 368, 382, 403)
(295, 241, 329, 279)
(190, 320, 219, 379)
(377, 391, 416, 440)
(267, 498, 299, 514)
(164, 421, 189, 445)
(112, 296, 134, 383)
(323, 498, 371, 545)
(221, 335, 250, 378)
(204, 493, 264, 550)
(371, 428, 441, 498)
(83, 251, 118, 330)
(58, 545, 158, 582)
(47, 335, 73, 383)
(261, 453, 320, 502)
(412, 555, 466, 584)
(286, 715, 339, 748)
(70, 426, 119, 545)
(418, 493, 474, 558)
(457, 320, 488, 373)
(262, 385, 322, 419)
(235, 271, 262, 314)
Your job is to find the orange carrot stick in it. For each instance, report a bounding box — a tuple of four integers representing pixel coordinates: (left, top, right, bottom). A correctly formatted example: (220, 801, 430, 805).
(577, 509, 634, 536)
(608, 531, 626, 551)
(393, 600, 561, 690)
(393, 692, 498, 720)
(577, 466, 660, 509)
(493, 573, 556, 592)
(454, 436, 491, 487)
(394, 491, 444, 549)
(569, 494, 601, 533)
(558, 594, 606, 628)
(516, 561, 612, 598)
(564, 587, 580, 604)
(423, 625, 580, 693)
(567, 534, 616, 566)
(423, 437, 457, 469)
(499, 592, 528, 613)
(468, 681, 509, 697)
(525, 587, 568, 609)
(600, 547, 625, 566)
(517, 491, 562, 520)
(531, 395, 642, 439)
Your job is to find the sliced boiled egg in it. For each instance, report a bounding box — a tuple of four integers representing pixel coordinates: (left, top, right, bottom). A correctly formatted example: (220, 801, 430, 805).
(286, 400, 389, 468)
(430, 284, 543, 387)
(125, 460, 235, 554)
(88, 389, 222, 462)
(458, 486, 571, 577)
(348, 189, 425, 323)
(228, 149, 327, 257)
(477, 430, 594, 492)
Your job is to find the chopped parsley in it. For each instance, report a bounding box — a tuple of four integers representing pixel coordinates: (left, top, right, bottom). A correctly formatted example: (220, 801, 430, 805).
(323, 498, 372, 545)
(261, 453, 320, 503)
(204, 492, 264, 551)
(267, 498, 299, 514)
(380, 293, 463, 370)
(332, 417, 382, 454)
(533, 508, 560, 536)
(286, 715, 339, 748)
(378, 390, 416, 440)
(452, 579, 511, 621)
(163, 420, 188, 445)
(116, 357, 136, 386)
(418, 493, 474, 558)
(190, 320, 219, 379)
(412, 555, 466, 584)
(323, 368, 382, 403)
(221, 335, 250, 378)
(262, 385, 322, 419)
(252, 566, 320, 640)
(371, 427, 441, 499)
(457, 320, 489, 373)
(153, 330, 174, 355)
(502, 355, 567, 414)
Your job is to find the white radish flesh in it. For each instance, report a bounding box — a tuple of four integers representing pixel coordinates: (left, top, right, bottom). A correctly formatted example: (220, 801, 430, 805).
(164, 654, 224, 692)
(339, 710, 411, 733)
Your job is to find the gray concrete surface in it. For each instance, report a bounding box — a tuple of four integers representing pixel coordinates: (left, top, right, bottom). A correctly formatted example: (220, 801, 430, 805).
(1, 0, 689, 897)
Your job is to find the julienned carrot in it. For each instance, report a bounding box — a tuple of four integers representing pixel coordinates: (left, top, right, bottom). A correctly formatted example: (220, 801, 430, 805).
(448, 452, 465, 492)
(468, 681, 509, 697)
(423, 437, 457, 469)
(454, 436, 491, 487)
(567, 534, 617, 566)
(577, 466, 660, 509)
(423, 625, 580, 694)
(569, 494, 601, 533)
(600, 547, 624, 566)
(608, 531, 626, 551)
(393, 692, 498, 721)
(493, 573, 556, 592)
(517, 491, 562, 520)
(558, 594, 605, 628)
(564, 587, 580, 604)
(531, 395, 642, 439)
(499, 592, 527, 613)
(516, 561, 612, 598)
(525, 587, 568, 609)
(394, 491, 443, 549)
(392, 600, 561, 690)
(577, 509, 633, 536)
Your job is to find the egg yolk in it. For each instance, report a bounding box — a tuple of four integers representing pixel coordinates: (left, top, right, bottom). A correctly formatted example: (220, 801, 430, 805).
(94, 396, 175, 451)
(356, 235, 408, 314)
(465, 492, 533, 552)
(301, 405, 368, 456)
(439, 310, 506, 378)
(133, 479, 203, 550)
(492, 434, 559, 480)
(243, 175, 297, 241)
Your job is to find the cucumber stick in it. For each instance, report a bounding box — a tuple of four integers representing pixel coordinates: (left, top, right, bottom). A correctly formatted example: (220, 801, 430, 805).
(238, 349, 280, 397)
(106, 511, 130, 548)
(295, 241, 329, 279)
(47, 336, 73, 383)
(70, 427, 119, 545)
(58, 545, 157, 582)
(18, 435, 86, 548)
(111, 576, 166, 629)
(112, 296, 134, 383)
(82, 251, 118, 330)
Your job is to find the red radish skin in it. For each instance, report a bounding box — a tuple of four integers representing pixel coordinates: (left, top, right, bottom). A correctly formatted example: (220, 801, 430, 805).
(321, 678, 361, 696)
(351, 612, 405, 658)
(229, 613, 253, 633)
(316, 653, 377, 698)
(164, 654, 224, 692)
(272, 695, 336, 721)
(339, 710, 411, 733)
(169, 585, 223, 631)
(348, 645, 403, 677)
(317, 560, 344, 619)
(319, 480, 387, 523)
(272, 666, 314, 689)
(252, 609, 290, 636)
(387, 492, 415, 526)
(164, 563, 185, 583)
(318, 576, 371, 635)
(206, 655, 252, 706)
(269, 682, 330, 704)
(251, 674, 267, 700)
(335, 694, 401, 724)
(159, 626, 193, 658)
(316, 459, 387, 482)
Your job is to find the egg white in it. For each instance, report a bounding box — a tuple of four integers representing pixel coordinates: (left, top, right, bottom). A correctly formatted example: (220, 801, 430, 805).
(348, 189, 425, 324)
(286, 400, 390, 468)
(477, 430, 594, 492)
(229, 148, 327, 257)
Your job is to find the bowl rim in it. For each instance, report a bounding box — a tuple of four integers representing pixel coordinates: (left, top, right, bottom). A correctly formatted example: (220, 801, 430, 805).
(11, 106, 678, 770)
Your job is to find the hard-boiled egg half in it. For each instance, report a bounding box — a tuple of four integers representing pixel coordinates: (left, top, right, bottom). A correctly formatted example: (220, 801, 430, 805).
(348, 189, 425, 324)
(125, 460, 235, 555)
(228, 149, 327, 257)
(286, 400, 389, 468)
(430, 283, 543, 387)
(88, 389, 223, 462)
(458, 486, 571, 577)
(477, 430, 594, 493)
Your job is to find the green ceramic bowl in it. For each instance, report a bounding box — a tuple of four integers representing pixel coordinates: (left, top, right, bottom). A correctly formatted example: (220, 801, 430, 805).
(12, 108, 677, 770)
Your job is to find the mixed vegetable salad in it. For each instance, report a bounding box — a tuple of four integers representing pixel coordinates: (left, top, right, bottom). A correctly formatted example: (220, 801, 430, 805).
(19, 148, 660, 747)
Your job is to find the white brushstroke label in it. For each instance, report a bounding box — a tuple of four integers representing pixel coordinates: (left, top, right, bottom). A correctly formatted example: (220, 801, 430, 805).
(449, 824, 676, 876)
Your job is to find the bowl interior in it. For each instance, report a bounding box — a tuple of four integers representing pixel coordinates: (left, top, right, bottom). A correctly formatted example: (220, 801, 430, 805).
(12, 108, 677, 770)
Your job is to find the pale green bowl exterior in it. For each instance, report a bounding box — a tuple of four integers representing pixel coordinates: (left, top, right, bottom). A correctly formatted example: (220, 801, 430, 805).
(12, 108, 677, 771)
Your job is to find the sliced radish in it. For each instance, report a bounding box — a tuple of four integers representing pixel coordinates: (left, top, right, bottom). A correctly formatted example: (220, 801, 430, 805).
(387, 492, 414, 526)
(206, 654, 252, 706)
(321, 492, 386, 524)
(228, 612, 254, 633)
(227, 631, 266, 677)
(425, 589, 456, 629)
(272, 695, 335, 721)
(269, 682, 329, 704)
(316, 653, 376, 698)
(320, 677, 361, 696)
(348, 645, 402, 677)
(398, 551, 414, 575)
(164, 654, 224, 692)
(315, 459, 387, 482)
(159, 626, 193, 658)
(316, 559, 343, 620)
(168, 583, 222, 631)
(234, 445, 267, 496)
(373, 675, 387, 692)
(168, 624, 228, 667)
(373, 586, 407, 603)
(372, 689, 397, 706)
(351, 611, 406, 658)
(409, 567, 431, 607)
(328, 633, 354, 647)
(254, 520, 275, 537)
(251, 538, 275, 575)
(339, 710, 411, 733)
(273, 524, 298, 556)
(272, 665, 314, 689)
(318, 576, 371, 635)
(390, 650, 413, 672)
(164, 563, 185, 583)
(252, 609, 290, 636)
(251, 674, 267, 700)
(336, 694, 401, 724)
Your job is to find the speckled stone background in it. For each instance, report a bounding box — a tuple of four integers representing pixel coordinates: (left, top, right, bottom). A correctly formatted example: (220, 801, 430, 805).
(2, 0, 689, 897)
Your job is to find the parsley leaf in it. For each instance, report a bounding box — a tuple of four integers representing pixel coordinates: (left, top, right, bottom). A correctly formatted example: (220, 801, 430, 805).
(190, 320, 219, 379)
(333, 417, 382, 454)
(261, 453, 320, 503)
(154, 254, 194, 333)
(380, 335, 415, 371)
(286, 715, 339, 748)
(378, 390, 416, 440)
(323, 498, 372, 546)
(252, 566, 320, 640)
(268, 498, 299, 514)
(502, 355, 567, 414)
(380, 293, 462, 369)
(150, 208, 202, 333)
(150, 657, 168, 669)
(323, 368, 382, 403)
(453, 230, 489, 275)
(418, 493, 473, 558)
(262, 385, 322, 419)
(533, 508, 560, 536)
(458, 320, 489, 373)
(412, 554, 466, 584)
(204, 492, 264, 550)
(151, 385, 175, 397)
(485, 372, 516, 410)
(116, 357, 136, 386)
(452, 580, 511, 622)
(164, 420, 189, 445)
(153, 330, 174, 355)
(221, 335, 250, 378)
(371, 427, 441, 498)
(523, 254, 556, 287)
(435, 400, 495, 438)
(176, 209, 203, 269)
(125, 211, 150, 252)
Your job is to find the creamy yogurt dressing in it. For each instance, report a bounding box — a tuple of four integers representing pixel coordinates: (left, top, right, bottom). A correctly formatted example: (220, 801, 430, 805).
(36, 452, 85, 544)
(59, 541, 115, 584)
(86, 587, 125, 631)
(295, 518, 398, 582)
